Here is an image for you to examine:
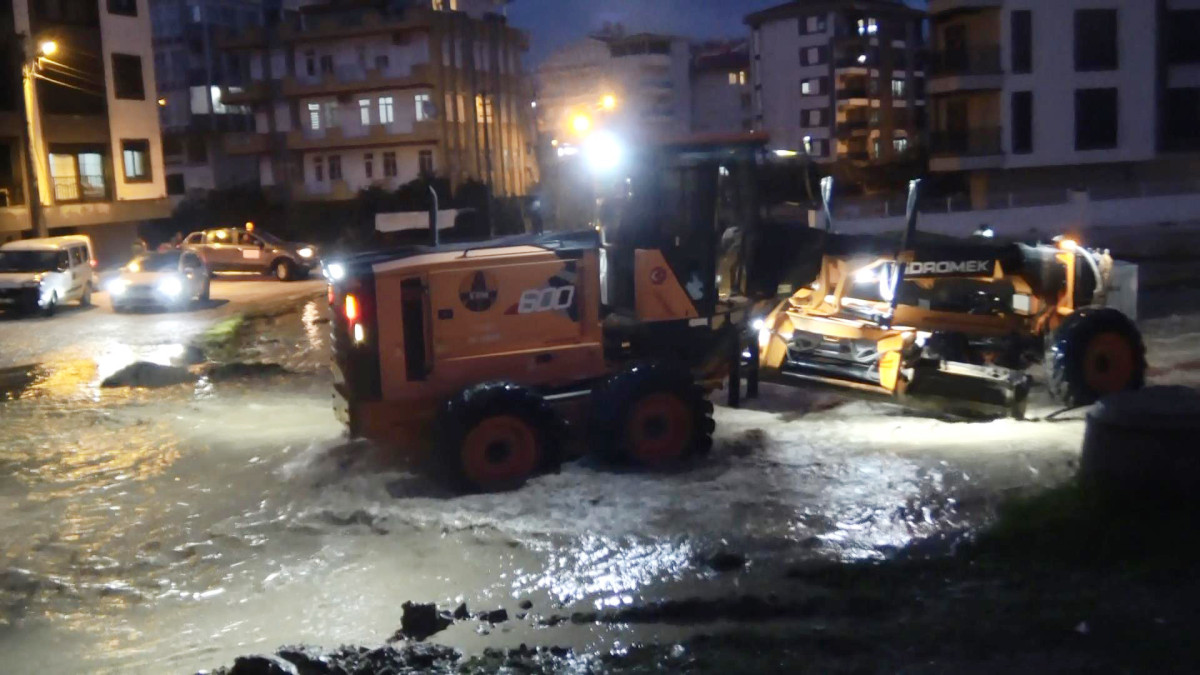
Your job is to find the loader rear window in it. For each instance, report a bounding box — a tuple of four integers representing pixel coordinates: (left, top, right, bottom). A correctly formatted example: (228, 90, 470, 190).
(401, 278, 427, 381)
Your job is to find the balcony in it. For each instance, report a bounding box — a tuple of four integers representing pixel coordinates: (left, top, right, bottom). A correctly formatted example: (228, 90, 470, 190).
(836, 87, 872, 106)
(51, 175, 108, 203)
(929, 0, 1002, 16)
(930, 127, 1004, 171)
(286, 120, 441, 152)
(282, 63, 435, 98)
(930, 47, 1003, 93)
(836, 119, 870, 139)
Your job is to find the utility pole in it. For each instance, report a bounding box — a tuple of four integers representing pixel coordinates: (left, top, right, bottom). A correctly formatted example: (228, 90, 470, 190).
(17, 34, 47, 238)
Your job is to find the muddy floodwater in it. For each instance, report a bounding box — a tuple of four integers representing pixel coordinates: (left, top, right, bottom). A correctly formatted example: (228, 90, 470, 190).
(1, 283, 1198, 674)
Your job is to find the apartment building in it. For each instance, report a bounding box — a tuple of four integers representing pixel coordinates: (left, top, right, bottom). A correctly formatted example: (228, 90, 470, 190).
(151, 0, 262, 200)
(747, 0, 927, 166)
(929, 0, 1200, 207)
(690, 39, 753, 134)
(221, 0, 536, 202)
(536, 29, 693, 143)
(0, 0, 169, 258)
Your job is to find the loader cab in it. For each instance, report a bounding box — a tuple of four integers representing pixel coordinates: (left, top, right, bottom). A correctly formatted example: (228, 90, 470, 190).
(595, 133, 766, 322)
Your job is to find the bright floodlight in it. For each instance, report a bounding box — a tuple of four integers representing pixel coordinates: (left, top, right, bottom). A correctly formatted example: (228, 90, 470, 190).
(39, 40, 58, 56)
(572, 114, 591, 133)
(583, 131, 622, 173)
(601, 94, 616, 110)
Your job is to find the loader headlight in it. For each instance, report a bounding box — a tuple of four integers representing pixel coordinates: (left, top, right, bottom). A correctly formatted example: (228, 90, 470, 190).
(583, 131, 623, 174)
(325, 262, 346, 281)
(107, 279, 129, 296)
(855, 267, 879, 283)
(297, 247, 314, 259)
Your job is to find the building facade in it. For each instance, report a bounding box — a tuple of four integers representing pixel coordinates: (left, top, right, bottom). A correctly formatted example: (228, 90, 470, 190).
(221, 0, 536, 202)
(929, 0, 1200, 207)
(535, 30, 693, 144)
(690, 40, 753, 134)
(151, 0, 263, 201)
(747, 0, 927, 166)
(0, 0, 169, 259)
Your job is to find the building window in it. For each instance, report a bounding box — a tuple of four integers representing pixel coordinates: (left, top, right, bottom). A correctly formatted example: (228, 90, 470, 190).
(740, 92, 751, 110)
(364, 153, 374, 179)
(419, 150, 434, 175)
(806, 109, 823, 127)
(868, 78, 880, 96)
(320, 54, 334, 75)
(893, 137, 909, 154)
(305, 51, 316, 77)
(415, 93, 432, 121)
(1011, 10, 1032, 74)
(108, 0, 136, 17)
(738, 70, 747, 85)
(375, 54, 390, 71)
(329, 154, 342, 181)
(1075, 9, 1118, 72)
(313, 156, 324, 182)
(378, 96, 394, 124)
(801, 78, 821, 96)
(869, 109, 881, 126)
(359, 98, 371, 125)
(871, 138, 882, 158)
(804, 15, 826, 34)
(383, 151, 397, 177)
(1075, 88, 1118, 150)
(891, 78, 906, 97)
(1012, 91, 1033, 154)
(112, 54, 145, 100)
(121, 139, 151, 182)
(804, 47, 821, 67)
(308, 102, 321, 130)
(728, 72, 737, 85)
(1167, 11, 1200, 65)
(166, 173, 185, 195)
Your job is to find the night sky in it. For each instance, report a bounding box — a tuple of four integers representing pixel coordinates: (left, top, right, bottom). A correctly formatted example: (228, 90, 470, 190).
(506, 0, 928, 66)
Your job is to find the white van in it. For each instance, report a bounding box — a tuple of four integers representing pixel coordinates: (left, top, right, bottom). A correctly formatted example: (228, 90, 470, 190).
(0, 236, 97, 316)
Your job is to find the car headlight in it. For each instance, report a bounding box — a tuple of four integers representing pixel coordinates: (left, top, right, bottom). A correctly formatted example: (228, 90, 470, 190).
(106, 279, 129, 296)
(157, 276, 182, 297)
(297, 247, 314, 259)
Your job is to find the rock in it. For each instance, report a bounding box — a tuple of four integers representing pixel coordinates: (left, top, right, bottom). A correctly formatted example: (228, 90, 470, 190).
(204, 362, 291, 382)
(229, 654, 299, 675)
(480, 608, 508, 624)
(275, 646, 332, 675)
(173, 344, 208, 367)
(518, 598, 533, 610)
(706, 550, 746, 573)
(516, 612, 526, 620)
(452, 602, 470, 620)
(101, 361, 197, 388)
(398, 601, 452, 641)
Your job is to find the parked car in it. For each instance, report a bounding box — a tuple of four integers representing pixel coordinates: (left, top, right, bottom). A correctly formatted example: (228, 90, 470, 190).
(0, 236, 96, 316)
(182, 227, 318, 281)
(107, 250, 211, 312)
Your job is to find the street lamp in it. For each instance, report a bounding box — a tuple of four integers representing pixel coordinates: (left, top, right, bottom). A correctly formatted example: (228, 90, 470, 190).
(571, 114, 591, 133)
(38, 40, 58, 57)
(601, 94, 616, 111)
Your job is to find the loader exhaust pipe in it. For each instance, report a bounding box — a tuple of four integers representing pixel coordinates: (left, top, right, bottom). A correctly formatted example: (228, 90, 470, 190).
(820, 176, 835, 232)
(886, 179, 921, 321)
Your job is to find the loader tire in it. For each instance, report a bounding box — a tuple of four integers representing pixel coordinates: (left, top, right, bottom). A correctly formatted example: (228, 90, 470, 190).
(435, 382, 565, 493)
(1047, 307, 1146, 408)
(589, 362, 714, 467)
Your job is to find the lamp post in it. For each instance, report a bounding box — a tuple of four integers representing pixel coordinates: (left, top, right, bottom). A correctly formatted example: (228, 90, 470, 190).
(18, 37, 57, 238)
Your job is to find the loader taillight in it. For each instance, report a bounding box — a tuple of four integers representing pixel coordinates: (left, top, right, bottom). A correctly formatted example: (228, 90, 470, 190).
(344, 294, 359, 322)
(327, 284, 335, 305)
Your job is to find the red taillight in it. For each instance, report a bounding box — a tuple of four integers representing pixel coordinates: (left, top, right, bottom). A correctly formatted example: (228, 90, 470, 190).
(327, 284, 335, 306)
(89, 259, 97, 268)
(344, 294, 359, 322)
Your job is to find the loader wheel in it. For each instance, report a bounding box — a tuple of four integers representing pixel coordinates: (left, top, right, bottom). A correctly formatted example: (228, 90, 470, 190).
(1047, 307, 1146, 408)
(590, 362, 714, 467)
(435, 382, 564, 492)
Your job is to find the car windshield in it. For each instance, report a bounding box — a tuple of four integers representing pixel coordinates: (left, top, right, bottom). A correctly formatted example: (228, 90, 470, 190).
(130, 252, 181, 272)
(0, 250, 59, 273)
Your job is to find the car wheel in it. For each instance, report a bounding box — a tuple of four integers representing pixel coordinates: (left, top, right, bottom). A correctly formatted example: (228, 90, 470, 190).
(42, 292, 58, 318)
(79, 285, 92, 307)
(1046, 307, 1146, 408)
(198, 278, 211, 302)
(434, 382, 565, 492)
(273, 259, 295, 282)
(589, 361, 714, 467)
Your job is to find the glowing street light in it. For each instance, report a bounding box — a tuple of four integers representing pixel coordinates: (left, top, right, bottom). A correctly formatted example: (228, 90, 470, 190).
(601, 94, 616, 110)
(38, 40, 58, 57)
(571, 114, 591, 133)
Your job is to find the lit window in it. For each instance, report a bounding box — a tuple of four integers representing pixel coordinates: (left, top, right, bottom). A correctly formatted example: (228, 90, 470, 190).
(308, 102, 320, 130)
(729, 72, 737, 85)
(359, 99, 371, 126)
(738, 70, 746, 85)
(893, 137, 909, 154)
(378, 96, 394, 124)
(121, 139, 151, 182)
(868, 18, 878, 35)
(415, 93, 432, 121)
(892, 78, 906, 97)
(802, 80, 811, 95)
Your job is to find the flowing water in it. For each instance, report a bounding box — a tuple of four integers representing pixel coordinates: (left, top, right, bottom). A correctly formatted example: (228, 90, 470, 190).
(1, 288, 1197, 674)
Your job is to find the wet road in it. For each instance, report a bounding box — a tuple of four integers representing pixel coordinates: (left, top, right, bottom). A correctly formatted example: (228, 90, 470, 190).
(0, 283, 1198, 674)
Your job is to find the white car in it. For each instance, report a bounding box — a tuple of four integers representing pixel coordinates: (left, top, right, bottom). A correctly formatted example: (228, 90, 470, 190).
(108, 250, 211, 312)
(0, 236, 96, 316)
